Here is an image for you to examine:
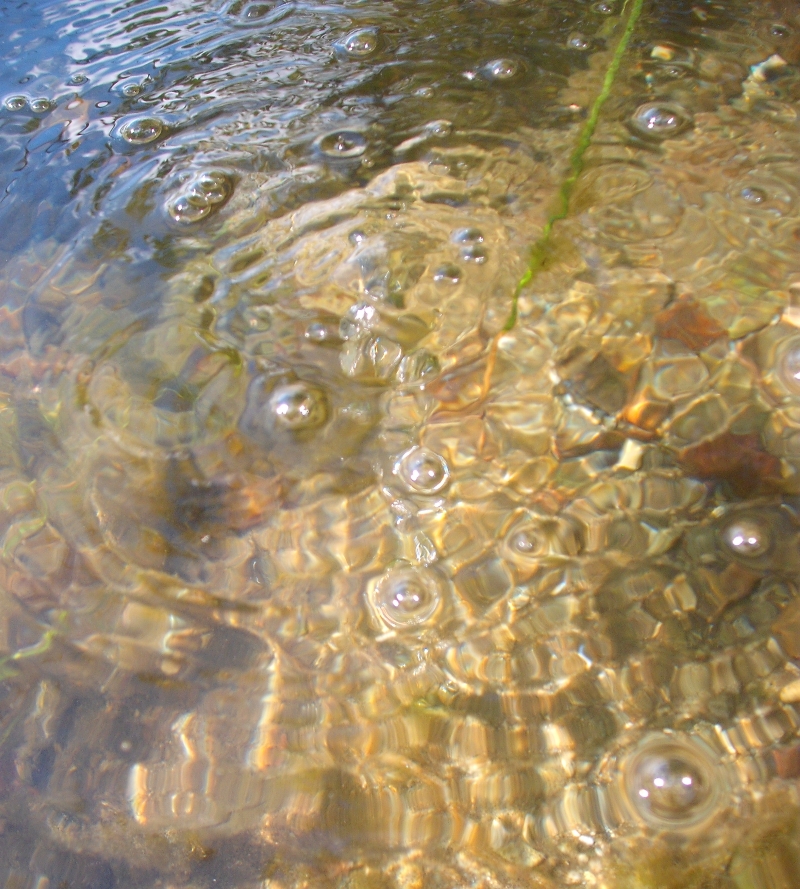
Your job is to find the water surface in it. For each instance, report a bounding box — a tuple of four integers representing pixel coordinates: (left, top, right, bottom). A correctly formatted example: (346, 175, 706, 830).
(2, 1, 800, 887)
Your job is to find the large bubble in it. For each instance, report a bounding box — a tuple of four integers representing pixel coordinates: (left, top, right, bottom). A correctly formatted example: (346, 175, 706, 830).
(394, 446, 450, 495)
(629, 102, 692, 140)
(623, 733, 722, 830)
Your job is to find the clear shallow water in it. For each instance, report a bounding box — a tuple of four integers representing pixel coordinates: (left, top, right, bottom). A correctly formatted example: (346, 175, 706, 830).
(2, 0, 800, 887)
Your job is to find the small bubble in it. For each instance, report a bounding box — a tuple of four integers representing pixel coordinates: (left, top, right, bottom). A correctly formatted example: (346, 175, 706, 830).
(370, 565, 443, 629)
(342, 27, 379, 57)
(771, 23, 791, 38)
(69, 73, 88, 86)
(395, 446, 450, 494)
(433, 264, 461, 284)
(244, 305, 272, 332)
(721, 515, 771, 558)
(485, 58, 520, 81)
(415, 86, 435, 99)
(593, 1, 615, 13)
(624, 734, 720, 830)
(244, 2, 272, 18)
(268, 382, 328, 431)
(629, 102, 692, 139)
(780, 337, 800, 392)
(461, 245, 487, 263)
(740, 186, 767, 204)
(505, 516, 583, 559)
(29, 98, 54, 113)
(4, 96, 27, 111)
(119, 116, 164, 144)
(349, 229, 366, 245)
(508, 527, 545, 557)
(452, 227, 484, 244)
(122, 83, 143, 97)
(167, 195, 212, 224)
(305, 319, 340, 343)
(317, 130, 368, 158)
(567, 32, 591, 51)
(425, 119, 452, 137)
(227, 0, 291, 26)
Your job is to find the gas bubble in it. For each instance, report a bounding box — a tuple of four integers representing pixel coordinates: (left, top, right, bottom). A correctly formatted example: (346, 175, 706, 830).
(268, 382, 329, 431)
(629, 102, 692, 139)
(394, 446, 450, 494)
(369, 565, 443, 629)
(624, 734, 720, 830)
(317, 130, 368, 158)
(119, 116, 164, 144)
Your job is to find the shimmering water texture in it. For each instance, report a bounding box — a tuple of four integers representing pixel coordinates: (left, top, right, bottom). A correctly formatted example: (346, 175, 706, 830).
(3, 0, 800, 888)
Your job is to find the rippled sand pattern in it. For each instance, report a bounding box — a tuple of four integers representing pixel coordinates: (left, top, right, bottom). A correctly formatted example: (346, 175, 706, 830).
(3, 0, 800, 887)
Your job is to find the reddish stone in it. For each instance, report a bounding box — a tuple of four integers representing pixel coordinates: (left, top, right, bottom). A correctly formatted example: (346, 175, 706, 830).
(655, 297, 726, 351)
(774, 744, 800, 779)
(678, 431, 782, 495)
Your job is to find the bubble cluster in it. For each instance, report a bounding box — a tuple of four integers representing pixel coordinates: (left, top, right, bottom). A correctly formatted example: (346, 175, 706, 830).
(394, 446, 450, 495)
(167, 171, 233, 224)
(118, 116, 164, 145)
(317, 130, 368, 159)
(624, 734, 721, 830)
(721, 514, 771, 558)
(268, 382, 329, 432)
(369, 564, 443, 629)
(629, 102, 692, 140)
